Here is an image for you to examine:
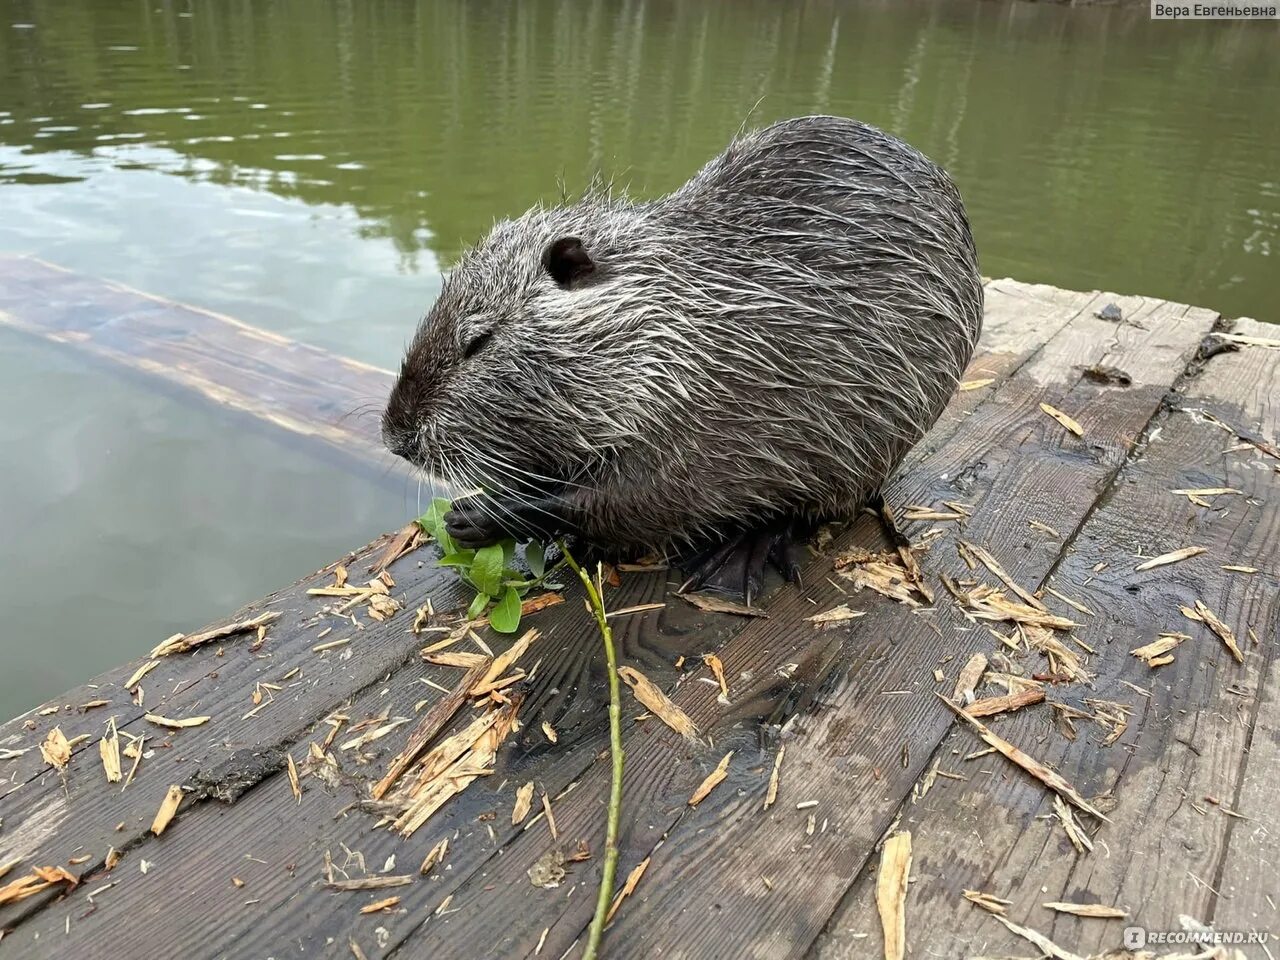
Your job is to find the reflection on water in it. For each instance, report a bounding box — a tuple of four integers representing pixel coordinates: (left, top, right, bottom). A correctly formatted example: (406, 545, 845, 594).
(0, 0, 1277, 715)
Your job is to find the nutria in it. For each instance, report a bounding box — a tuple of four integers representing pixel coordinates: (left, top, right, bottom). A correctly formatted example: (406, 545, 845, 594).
(382, 115, 983, 601)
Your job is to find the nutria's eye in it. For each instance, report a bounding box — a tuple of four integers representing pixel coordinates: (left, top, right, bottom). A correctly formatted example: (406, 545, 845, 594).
(543, 237, 595, 288)
(463, 330, 494, 360)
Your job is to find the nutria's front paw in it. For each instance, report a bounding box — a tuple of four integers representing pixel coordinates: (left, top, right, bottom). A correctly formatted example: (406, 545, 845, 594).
(444, 490, 578, 547)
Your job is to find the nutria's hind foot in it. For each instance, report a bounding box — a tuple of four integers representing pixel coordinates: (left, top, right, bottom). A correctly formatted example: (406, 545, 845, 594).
(444, 487, 579, 548)
(679, 519, 808, 606)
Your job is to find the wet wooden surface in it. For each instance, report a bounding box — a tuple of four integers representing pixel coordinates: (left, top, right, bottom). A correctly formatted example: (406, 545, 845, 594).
(1, 279, 1277, 960)
(0, 254, 398, 475)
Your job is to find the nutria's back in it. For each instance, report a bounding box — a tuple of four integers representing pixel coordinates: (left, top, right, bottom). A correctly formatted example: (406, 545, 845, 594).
(384, 115, 982, 556)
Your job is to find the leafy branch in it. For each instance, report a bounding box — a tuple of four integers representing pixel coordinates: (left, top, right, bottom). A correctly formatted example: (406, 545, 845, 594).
(415, 498, 562, 633)
(559, 542, 624, 960)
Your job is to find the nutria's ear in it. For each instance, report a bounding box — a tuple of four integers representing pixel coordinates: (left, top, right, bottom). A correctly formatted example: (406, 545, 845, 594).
(543, 237, 595, 288)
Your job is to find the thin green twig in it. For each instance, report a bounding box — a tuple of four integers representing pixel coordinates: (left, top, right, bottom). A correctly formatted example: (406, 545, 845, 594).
(559, 542, 624, 960)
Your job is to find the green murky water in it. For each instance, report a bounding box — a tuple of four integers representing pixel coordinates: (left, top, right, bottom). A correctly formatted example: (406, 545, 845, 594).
(0, 0, 1277, 717)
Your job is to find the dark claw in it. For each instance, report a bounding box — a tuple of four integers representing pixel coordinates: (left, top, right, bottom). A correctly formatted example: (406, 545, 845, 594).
(864, 490, 911, 551)
(679, 518, 808, 605)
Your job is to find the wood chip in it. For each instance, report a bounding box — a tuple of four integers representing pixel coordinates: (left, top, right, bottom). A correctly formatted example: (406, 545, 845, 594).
(1134, 546, 1206, 571)
(965, 688, 1045, 718)
(40, 727, 71, 771)
(988, 914, 1085, 960)
(938, 695, 1109, 822)
(1053, 795, 1094, 853)
(99, 718, 122, 784)
(805, 604, 866, 625)
(474, 628, 539, 694)
(1190, 600, 1244, 663)
(359, 896, 400, 914)
(125, 660, 159, 690)
(419, 838, 448, 875)
(703, 653, 730, 699)
(962, 889, 1011, 915)
(876, 832, 912, 960)
(958, 377, 995, 391)
(1223, 565, 1258, 573)
(541, 721, 558, 744)
(605, 856, 650, 923)
(1024, 626, 1092, 683)
(948, 579, 1077, 631)
(425, 651, 490, 669)
(1131, 633, 1188, 667)
(618, 667, 699, 740)
(151, 611, 281, 657)
(688, 752, 733, 807)
(144, 713, 211, 729)
(151, 785, 184, 836)
(1039, 402, 1084, 437)
(512, 782, 535, 825)
(327, 875, 413, 891)
(1171, 487, 1242, 497)
(373, 659, 489, 800)
(764, 745, 785, 810)
(961, 540, 1048, 611)
(0, 866, 78, 906)
(680, 593, 768, 617)
(1043, 901, 1127, 919)
(953, 653, 987, 703)
(287, 755, 302, 803)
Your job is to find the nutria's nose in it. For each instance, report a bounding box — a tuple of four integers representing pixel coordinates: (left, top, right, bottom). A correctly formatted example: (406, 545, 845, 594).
(382, 425, 423, 463)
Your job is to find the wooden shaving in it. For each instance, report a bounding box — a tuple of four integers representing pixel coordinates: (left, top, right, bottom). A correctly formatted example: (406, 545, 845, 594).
(988, 913, 1085, 960)
(703, 653, 730, 699)
(836, 547, 933, 607)
(1053, 795, 1094, 853)
(1189, 600, 1244, 663)
(805, 604, 866, 625)
(360, 896, 400, 914)
(1043, 901, 1127, 919)
(143, 713, 211, 730)
(688, 751, 733, 807)
(962, 889, 1011, 915)
(99, 717, 122, 783)
(287, 755, 302, 803)
(680, 593, 768, 617)
(40, 726, 71, 771)
(1039, 402, 1084, 437)
(965, 688, 1045, 718)
(939, 695, 1109, 822)
(1134, 546, 1206, 571)
(512, 782, 535, 825)
(1223, 565, 1258, 574)
(0, 866, 78, 906)
(1024, 626, 1092, 683)
(876, 832, 912, 960)
(151, 785, 184, 836)
(605, 856, 650, 923)
(1131, 633, 1188, 667)
(1171, 487, 1242, 497)
(420, 838, 448, 875)
(958, 378, 995, 391)
(764, 745, 785, 810)
(618, 667, 699, 740)
(474, 628, 539, 694)
(946, 579, 1077, 631)
(541, 721, 558, 743)
(953, 653, 988, 703)
(125, 660, 159, 690)
(961, 540, 1047, 611)
(151, 611, 280, 657)
(327, 875, 412, 891)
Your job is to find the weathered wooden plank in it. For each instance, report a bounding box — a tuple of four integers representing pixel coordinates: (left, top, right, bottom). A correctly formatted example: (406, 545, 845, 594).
(361, 295, 1215, 959)
(0, 279, 1076, 954)
(0, 254, 397, 469)
(814, 320, 1279, 959)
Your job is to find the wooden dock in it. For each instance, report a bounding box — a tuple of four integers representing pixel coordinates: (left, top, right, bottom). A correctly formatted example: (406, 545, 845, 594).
(0, 277, 1277, 960)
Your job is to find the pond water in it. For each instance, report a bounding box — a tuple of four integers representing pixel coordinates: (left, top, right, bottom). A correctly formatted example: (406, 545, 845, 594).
(0, 0, 1276, 718)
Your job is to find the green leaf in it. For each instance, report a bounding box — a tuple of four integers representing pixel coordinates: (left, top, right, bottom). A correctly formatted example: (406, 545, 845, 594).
(525, 541, 546, 579)
(470, 544, 505, 597)
(437, 552, 476, 568)
(489, 586, 522, 634)
(467, 592, 490, 620)
(418, 498, 456, 555)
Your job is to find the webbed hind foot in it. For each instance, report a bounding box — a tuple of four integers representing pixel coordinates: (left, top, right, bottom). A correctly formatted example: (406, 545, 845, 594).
(678, 519, 809, 606)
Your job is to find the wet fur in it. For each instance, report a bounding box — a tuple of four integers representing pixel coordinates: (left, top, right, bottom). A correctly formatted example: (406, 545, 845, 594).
(383, 116, 983, 554)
